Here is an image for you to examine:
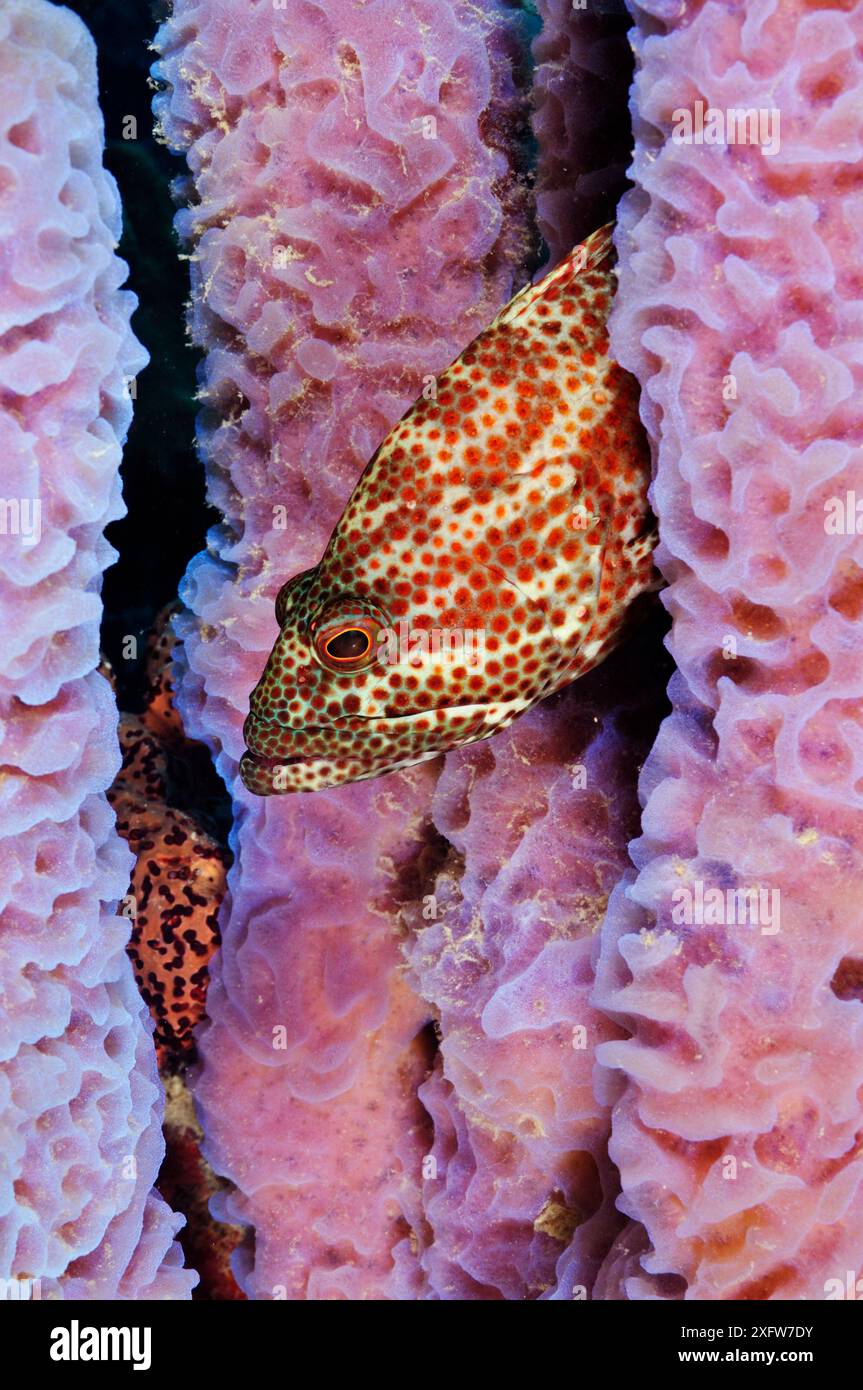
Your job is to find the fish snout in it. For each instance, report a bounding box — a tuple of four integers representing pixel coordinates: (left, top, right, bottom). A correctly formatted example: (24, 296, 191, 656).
(242, 708, 311, 763)
(242, 707, 269, 758)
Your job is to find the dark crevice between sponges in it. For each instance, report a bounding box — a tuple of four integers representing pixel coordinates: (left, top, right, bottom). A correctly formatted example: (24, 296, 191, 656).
(63, 0, 238, 1297)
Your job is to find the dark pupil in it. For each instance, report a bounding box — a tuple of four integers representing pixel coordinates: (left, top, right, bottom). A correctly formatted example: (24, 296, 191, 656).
(325, 628, 369, 660)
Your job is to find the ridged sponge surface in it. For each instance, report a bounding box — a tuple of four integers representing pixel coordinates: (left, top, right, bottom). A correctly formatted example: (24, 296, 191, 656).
(597, 0, 863, 1299)
(153, 0, 534, 1299)
(0, 0, 193, 1298)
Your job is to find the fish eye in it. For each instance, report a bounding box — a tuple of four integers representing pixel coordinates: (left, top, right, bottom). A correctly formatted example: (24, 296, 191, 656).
(310, 602, 387, 674)
(324, 628, 371, 662)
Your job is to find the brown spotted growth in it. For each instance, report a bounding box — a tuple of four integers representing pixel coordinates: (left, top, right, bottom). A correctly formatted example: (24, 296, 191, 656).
(103, 616, 244, 1299)
(108, 610, 228, 1066)
(158, 1075, 248, 1301)
(242, 225, 657, 794)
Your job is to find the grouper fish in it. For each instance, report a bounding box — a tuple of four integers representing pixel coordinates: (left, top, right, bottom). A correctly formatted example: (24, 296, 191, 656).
(241, 224, 657, 794)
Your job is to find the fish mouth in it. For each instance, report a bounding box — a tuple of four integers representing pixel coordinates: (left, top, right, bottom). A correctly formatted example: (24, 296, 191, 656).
(239, 744, 441, 794)
(240, 701, 515, 794)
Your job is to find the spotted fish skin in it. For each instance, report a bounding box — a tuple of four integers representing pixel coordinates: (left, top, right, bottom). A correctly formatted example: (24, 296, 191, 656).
(241, 224, 657, 795)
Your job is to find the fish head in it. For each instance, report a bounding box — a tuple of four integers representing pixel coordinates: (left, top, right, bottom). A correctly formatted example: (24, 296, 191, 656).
(240, 528, 555, 793)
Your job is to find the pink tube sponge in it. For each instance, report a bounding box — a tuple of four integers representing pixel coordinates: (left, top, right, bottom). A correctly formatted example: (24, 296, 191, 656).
(0, 0, 193, 1298)
(598, 0, 863, 1300)
(405, 632, 667, 1299)
(153, 0, 532, 1297)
